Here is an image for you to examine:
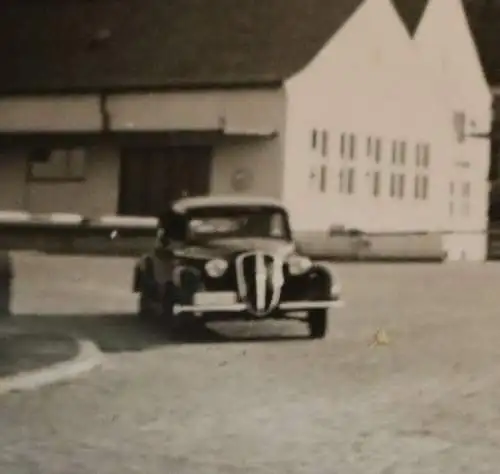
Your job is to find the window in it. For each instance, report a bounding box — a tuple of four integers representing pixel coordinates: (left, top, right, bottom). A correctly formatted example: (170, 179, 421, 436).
(346, 167, 355, 194)
(374, 138, 382, 163)
(397, 173, 405, 198)
(311, 129, 318, 149)
(339, 168, 355, 194)
(339, 166, 356, 194)
(339, 168, 345, 193)
(461, 181, 471, 216)
(319, 164, 327, 193)
(340, 133, 346, 158)
(462, 182, 471, 198)
(399, 142, 406, 165)
(414, 175, 420, 198)
(27, 148, 87, 181)
(390, 173, 405, 198)
(372, 170, 381, 197)
(421, 144, 430, 168)
(321, 130, 328, 157)
(390, 173, 396, 197)
(414, 144, 430, 200)
(453, 111, 466, 143)
(187, 209, 289, 241)
(462, 200, 470, 216)
(421, 175, 429, 199)
(392, 141, 398, 164)
(349, 134, 356, 160)
(414, 174, 429, 200)
(416, 143, 430, 167)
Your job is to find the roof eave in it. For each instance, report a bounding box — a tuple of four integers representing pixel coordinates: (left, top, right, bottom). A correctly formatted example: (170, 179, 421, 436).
(0, 79, 284, 97)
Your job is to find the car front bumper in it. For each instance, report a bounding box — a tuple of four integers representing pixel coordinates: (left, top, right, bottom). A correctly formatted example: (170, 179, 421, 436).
(172, 296, 344, 316)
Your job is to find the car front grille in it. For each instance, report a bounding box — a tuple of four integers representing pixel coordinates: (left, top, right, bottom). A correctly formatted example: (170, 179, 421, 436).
(235, 251, 285, 316)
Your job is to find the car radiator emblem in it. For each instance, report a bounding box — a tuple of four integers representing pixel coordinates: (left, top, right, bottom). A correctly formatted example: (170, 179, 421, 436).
(235, 251, 284, 316)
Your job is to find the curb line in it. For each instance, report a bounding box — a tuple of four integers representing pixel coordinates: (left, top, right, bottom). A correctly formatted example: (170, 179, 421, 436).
(0, 338, 104, 396)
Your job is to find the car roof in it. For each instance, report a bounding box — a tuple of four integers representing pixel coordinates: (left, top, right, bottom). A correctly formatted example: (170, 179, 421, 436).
(171, 195, 285, 214)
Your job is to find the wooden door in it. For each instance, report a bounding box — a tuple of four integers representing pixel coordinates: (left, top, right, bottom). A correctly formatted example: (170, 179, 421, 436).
(118, 146, 212, 216)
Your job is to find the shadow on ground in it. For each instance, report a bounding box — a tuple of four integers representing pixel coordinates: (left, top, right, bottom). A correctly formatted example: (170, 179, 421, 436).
(0, 332, 79, 377)
(8, 313, 310, 354)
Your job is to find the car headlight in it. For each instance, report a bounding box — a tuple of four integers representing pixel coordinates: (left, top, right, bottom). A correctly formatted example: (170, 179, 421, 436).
(205, 258, 228, 278)
(287, 255, 313, 275)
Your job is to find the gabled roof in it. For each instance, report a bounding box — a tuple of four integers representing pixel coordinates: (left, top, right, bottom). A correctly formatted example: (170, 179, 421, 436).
(462, 0, 500, 86)
(0, 0, 364, 94)
(390, 0, 431, 36)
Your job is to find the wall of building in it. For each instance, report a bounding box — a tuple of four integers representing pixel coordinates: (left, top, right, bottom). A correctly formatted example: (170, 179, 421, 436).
(414, 0, 492, 261)
(283, 0, 453, 236)
(108, 87, 287, 200)
(0, 151, 27, 210)
(209, 88, 286, 198)
(210, 136, 284, 198)
(0, 147, 119, 217)
(0, 88, 286, 215)
(25, 147, 120, 216)
(0, 95, 102, 132)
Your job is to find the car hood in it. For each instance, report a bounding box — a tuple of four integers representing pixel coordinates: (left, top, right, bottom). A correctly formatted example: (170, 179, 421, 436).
(173, 237, 296, 261)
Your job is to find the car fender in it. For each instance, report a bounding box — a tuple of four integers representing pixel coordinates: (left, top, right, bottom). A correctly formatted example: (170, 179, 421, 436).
(308, 262, 341, 298)
(133, 254, 154, 293)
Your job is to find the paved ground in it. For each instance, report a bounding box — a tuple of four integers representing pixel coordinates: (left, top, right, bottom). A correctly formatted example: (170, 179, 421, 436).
(1, 253, 500, 473)
(0, 331, 79, 377)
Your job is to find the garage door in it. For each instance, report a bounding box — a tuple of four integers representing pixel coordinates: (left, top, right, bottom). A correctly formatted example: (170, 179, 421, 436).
(118, 146, 212, 216)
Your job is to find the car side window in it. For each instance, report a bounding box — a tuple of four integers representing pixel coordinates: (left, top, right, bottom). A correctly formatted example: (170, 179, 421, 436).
(158, 211, 186, 243)
(155, 227, 165, 247)
(270, 213, 285, 238)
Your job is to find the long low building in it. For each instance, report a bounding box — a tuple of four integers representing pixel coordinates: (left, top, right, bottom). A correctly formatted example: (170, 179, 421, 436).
(0, 0, 493, 261)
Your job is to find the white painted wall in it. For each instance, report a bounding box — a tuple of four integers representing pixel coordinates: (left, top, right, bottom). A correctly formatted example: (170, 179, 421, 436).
(414, 0, 492, 260)
(283, 0, 454, 235)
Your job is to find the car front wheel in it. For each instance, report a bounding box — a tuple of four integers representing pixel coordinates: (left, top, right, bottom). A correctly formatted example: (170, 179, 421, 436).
(307, 309, 328, 339)
(138, 290, 155, 322)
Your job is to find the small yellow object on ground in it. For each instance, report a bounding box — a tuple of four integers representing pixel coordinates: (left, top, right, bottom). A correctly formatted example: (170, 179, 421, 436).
(370, 328, 390, 347)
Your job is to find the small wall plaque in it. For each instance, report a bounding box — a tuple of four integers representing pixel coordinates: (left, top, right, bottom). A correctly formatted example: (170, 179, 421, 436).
(231, 168, 253, 192)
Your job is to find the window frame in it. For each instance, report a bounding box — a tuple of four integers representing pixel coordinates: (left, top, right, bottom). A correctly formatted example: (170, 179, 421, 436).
(26, 148, 87, 183)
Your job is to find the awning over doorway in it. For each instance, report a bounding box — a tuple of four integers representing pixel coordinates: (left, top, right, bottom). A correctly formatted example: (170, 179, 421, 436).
(221, 126, 277, 138)
(0, 90, 280, 142)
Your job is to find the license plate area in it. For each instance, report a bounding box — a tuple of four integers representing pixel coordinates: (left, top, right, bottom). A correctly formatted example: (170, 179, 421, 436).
(193, 291, 237, 306)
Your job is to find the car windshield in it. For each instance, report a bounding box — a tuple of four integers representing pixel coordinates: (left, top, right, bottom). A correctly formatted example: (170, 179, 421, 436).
(186, 206, 290, 241)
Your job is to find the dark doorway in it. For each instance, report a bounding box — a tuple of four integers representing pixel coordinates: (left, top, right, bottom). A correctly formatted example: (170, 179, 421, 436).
(118, 146, 212, 216)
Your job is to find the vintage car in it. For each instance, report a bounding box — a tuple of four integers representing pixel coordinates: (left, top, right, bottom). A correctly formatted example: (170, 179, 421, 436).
(132, 195, 343, 339)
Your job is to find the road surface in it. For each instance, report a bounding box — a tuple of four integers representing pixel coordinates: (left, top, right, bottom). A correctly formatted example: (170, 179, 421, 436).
(1, 254, 500, 473)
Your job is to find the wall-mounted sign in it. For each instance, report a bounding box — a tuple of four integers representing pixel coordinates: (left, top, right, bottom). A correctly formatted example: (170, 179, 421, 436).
(231, 168, 253, 192)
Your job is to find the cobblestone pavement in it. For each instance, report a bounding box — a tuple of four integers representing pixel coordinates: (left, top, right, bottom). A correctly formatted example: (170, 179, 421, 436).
(2, 253, 500, 473)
